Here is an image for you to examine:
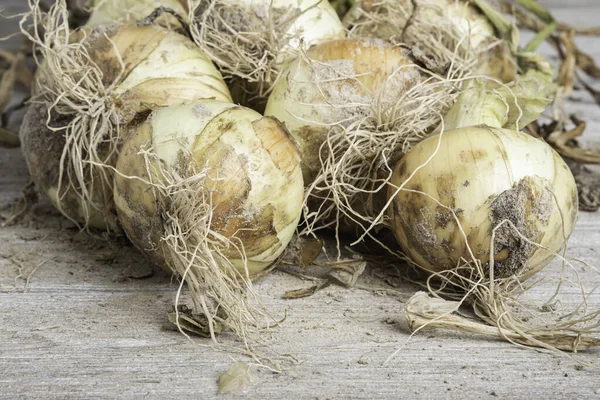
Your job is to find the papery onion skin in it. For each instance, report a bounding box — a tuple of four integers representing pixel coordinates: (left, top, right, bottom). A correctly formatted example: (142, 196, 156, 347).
(265, 38, 423, 184)
(22, 23, 231, 231)
(388, 126, 578, 280)
(114, 100, 304, 275)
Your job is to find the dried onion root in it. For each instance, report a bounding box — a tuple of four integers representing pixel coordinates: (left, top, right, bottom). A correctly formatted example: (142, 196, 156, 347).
(114, 100, 304, 363)
(188, 0, 345, 109)
(19, 0, 231, 231)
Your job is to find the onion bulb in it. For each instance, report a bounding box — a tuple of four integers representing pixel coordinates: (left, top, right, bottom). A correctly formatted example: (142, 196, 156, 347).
(265, 38, 460, 234)
(188, 0, 345, 108)
(387, 126, 578, 280)
(384, 125, 600, 353)
(343, 0, 517, 83)
(20, 1, 231, 231)
(114, 99, 303, 275)
(113, 99, 303, 341)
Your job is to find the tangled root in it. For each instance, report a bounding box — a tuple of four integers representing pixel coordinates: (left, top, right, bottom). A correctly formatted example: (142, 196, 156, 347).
(117, 144, 284, 366)
(188, 0, 312, 106)
(20, 0, 122, 230)
(401, 235, 600, 359)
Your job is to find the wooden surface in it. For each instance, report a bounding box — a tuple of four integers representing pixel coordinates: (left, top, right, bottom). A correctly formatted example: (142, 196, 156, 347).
(1, 1, 600, 399)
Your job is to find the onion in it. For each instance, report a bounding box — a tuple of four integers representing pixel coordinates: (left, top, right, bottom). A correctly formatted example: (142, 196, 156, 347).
(188, 0, 345, 108)
(265, 38, 461, 235)
(384, 124, 600, 352)
(388, 125, 578, 280)
(113, 99, 303, 341)
(344, 0, 517, 83)
(372, 75, 600, 353)
(20, 1, 231, 231)
(266, 38, 418, 183)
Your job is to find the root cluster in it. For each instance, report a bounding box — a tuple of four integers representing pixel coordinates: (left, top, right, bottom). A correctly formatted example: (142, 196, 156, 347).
(21, 0, 121, 230)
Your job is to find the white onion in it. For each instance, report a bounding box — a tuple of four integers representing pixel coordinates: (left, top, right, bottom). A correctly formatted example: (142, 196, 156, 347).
(344, 0, 517, 82)
(264, 37, 461, 235)
(114, 99, 304, 275)
(388, 125, 578, 280)
(265, 37, 425, 184)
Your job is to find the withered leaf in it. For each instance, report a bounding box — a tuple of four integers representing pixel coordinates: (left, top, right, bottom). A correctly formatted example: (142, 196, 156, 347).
(298, 237, 323, 269)
(328, 260, 367, 287)
(284, 279, 330, 299)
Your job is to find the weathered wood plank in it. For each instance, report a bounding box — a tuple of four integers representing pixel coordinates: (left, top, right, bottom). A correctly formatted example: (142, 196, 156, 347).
(1, 1, 600, 399)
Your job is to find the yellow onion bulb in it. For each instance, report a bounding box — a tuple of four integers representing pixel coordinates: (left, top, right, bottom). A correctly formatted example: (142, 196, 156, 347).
(344, 0, 516, 83)
(21, 19, 231, 231)
(265, 38, 424, 184)
(388, 126, 578, 280)
(114, 100, 304, 275)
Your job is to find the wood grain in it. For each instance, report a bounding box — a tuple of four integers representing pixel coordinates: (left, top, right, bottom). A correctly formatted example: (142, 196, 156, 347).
(1, 1, 600, 399)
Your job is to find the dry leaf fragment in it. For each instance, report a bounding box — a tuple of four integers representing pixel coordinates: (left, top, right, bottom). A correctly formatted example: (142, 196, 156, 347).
(283, 235, 324, 268)
(168, 305, 224, 337)
(217, 361, 255, 394)
(1, 182, 38, 227)
(327, 259, 367, 287)
(545, 116, 600, 165)
(0, 128, 20, 148)
(284, 279, 330, 299)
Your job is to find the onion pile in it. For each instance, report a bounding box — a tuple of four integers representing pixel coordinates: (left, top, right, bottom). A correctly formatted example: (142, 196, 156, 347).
(265, 37, 462, 236)
(17, 0, 599, 362)
(21, 0, 306, 359)
(21, 1, 231, 230)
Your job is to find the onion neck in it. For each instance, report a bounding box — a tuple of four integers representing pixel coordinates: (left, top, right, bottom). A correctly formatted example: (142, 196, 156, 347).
(441, 82, 507, 131)
(442, 70, 555, 132)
